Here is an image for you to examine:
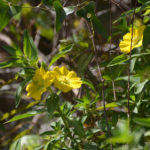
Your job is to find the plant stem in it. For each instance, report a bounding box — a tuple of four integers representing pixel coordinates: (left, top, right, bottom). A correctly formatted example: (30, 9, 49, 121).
(127, 0, 137, 120)
(57, 104, 79, 148)
(85, 20, 113, 150)
(109, 0, 117, 102)
(112, 80, 117, 101)
(57, 106, 71, 136)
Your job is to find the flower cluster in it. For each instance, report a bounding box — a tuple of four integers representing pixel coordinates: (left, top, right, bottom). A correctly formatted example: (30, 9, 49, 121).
(26, 66, 82, 100)
(119, 25, 145, 53)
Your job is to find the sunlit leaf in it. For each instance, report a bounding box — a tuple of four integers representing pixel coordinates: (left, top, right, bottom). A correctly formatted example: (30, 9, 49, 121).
(0, 0, 20, 31)
(23, 30, 38, 61)
(2, 45, 22, 56)
(48, 44, 73, 67)
(0, 61, 21, 68)
(97, 102, 118, 111)
(5, 111, 41, 123)
(134, 118, 150, 127)
(135, 79, 148, 94)
(107, 120, 133, 144)
(108, 54, 128, 67)
(64, 6, 75, 15)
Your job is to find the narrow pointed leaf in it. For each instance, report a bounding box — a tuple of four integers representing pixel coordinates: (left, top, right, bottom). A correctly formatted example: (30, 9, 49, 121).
(5, 111, 41, 123)
(23, 30, 38, 60)
(53, 0, 66, 32)
(49, 44, 73, 67)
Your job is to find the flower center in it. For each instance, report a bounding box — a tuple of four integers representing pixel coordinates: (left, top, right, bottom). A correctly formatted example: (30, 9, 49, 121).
(59, 76, 70, 85)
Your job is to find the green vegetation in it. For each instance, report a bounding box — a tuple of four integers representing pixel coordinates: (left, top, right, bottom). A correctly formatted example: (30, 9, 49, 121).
(1, 0, 150, 149)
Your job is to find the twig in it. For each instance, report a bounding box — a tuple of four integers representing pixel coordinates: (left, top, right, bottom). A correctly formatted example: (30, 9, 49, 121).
(109, 0, 116, 104)
(112, 80, 117, 101)
(76, 0, 80, 5)
(7, 2, 50, 12)
(85, 20, 113, 150)
(63, 0, 68, 40)
(63, 0, 69, 7)
(0, 123, 24, 143)
(109, 0, 117, 102)
(127, 1, 137, 119)
(111, 0, 126, 12)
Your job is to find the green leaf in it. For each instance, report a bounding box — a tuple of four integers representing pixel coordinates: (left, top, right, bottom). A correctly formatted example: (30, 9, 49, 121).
(16, 78, 31, 108)
(23, 30, 38, 60)
(133, 117, 150, 127)
(143, 25, 150, 49)
(138, 0, 150, 4)
(0, 61, 20, 68)
(108, 54, 128, 67)
(77, 52, 93, 76)
(40, 131, 56, 136)
(82, 79, 96, 91)
(91, 15, 108, 40)
(76, 1, 108, 39)
(15, 139, 21, 150)
(48, 44, 73, 67)
(36, 25, 54, 40)
(46, 93, 59, 117)
(97, 102, 118, 111)
(131, 52, 150, 58)
(76, 1, 95, 19)
(68, 119, 85, 138)
(84, 144, 100, 150)
(2, 45, 22, 56)
(135, 79, 148, 94)
(53, 0, 66, 32)
(5, 111, 41, 123)
(0, 1, 20, 31)
(42, 0, 53, 6)
(44, 140, 57, 150)
(107, 120, 133, 144)
(113, 7, 141, 24)
(143, 7, 150, 16)
(130, 57, 137, 72)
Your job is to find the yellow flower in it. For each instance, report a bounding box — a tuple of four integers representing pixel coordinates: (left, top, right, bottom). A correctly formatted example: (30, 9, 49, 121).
(26, 67, 54, 100)
(119, 25, 145, 53)
(53, 66, 82, 93)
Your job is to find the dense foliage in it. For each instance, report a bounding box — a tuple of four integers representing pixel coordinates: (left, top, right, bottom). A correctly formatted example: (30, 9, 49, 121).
(1, 0, 150, 149)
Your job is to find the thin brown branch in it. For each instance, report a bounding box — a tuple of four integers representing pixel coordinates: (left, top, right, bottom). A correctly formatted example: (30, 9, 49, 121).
(127, 0, 137, 119)
(85, 20, 113, 150)
(112, 80, 117, 101)
(111, 0, 125, 12)
(109, 0, 117, 104)
(77, 0, 80, 5)
(63, 0, 69, 7)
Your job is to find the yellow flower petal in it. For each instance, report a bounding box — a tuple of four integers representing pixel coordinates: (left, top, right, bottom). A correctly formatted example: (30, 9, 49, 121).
(119, 25, 145, 54)
(53, 66, 82, 93)
(26, 67, 54, 100)
(60, 66, 69, 75)
(67, 71, 77, 78)
(53, 66, 61, 74)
